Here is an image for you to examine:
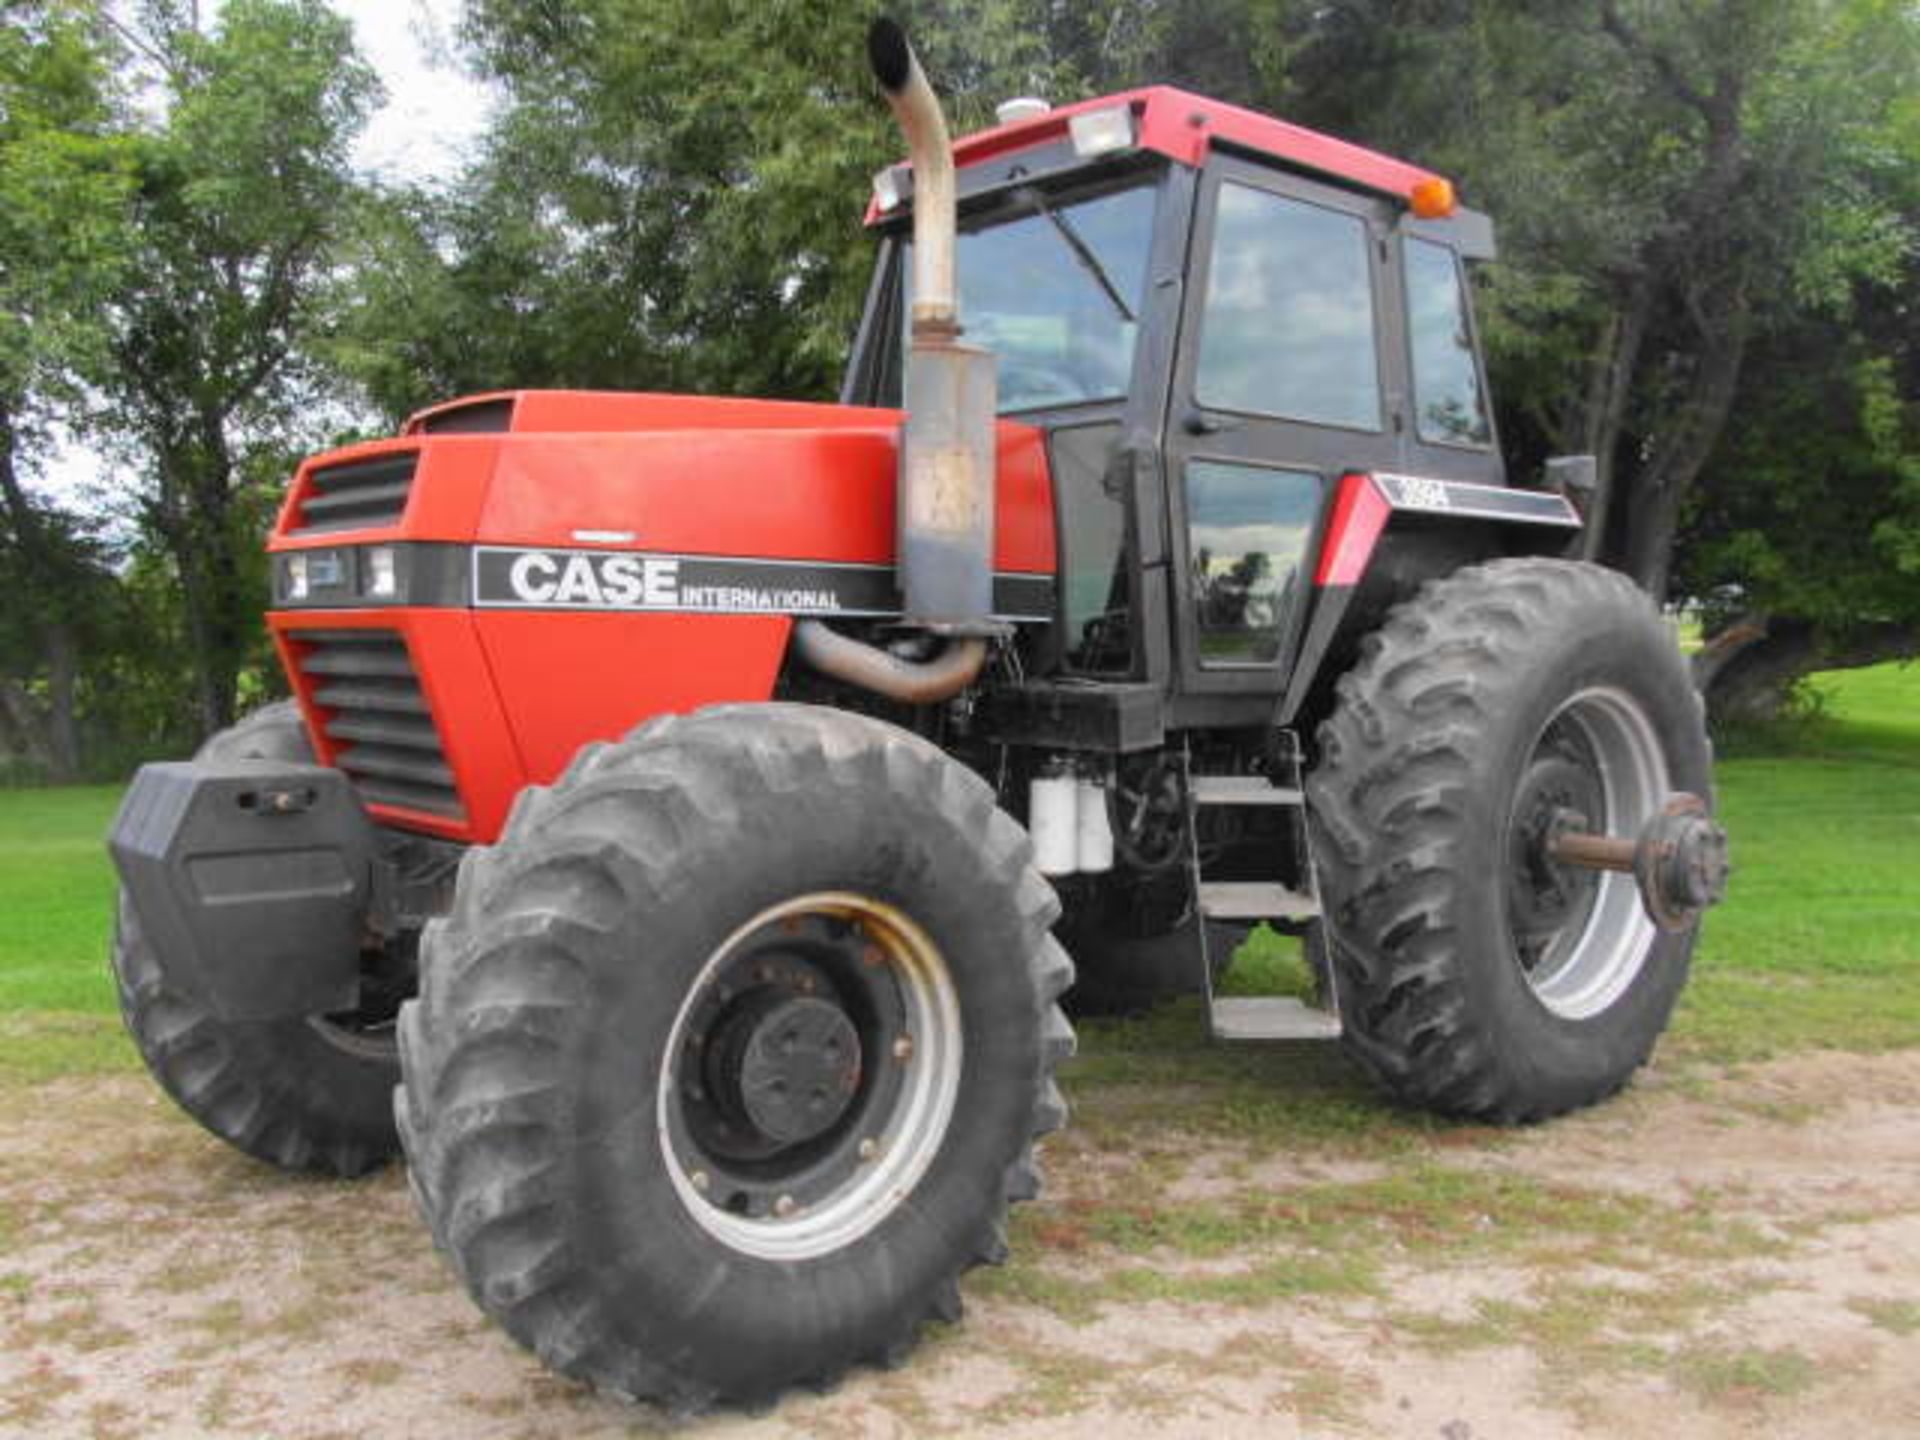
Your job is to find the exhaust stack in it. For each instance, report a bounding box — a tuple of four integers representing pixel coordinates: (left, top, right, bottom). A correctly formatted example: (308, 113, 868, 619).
(867, 18, 998, 634)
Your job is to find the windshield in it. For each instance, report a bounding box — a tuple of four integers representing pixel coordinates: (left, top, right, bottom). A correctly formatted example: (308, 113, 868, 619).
(903, 183, 1157, 413)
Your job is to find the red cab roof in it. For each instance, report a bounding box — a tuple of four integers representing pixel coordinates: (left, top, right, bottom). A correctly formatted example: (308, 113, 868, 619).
(869, 86, 1451, 224)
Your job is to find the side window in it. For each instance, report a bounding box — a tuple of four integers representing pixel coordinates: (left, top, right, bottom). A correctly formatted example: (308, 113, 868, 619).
(1195, 184, 1381, 431)
(1404, 236, 1491, 446)
(1186, 461, 1320, 666)
(1050, 423, 1131, 674)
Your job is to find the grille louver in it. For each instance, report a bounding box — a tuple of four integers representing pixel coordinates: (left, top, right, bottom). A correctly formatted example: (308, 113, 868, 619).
(295, 629, 464, 820)
(292, 453, 419, 536)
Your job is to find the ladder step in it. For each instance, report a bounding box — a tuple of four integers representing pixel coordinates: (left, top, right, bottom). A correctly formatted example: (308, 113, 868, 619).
(1209, 996, 1342, 1042)
(1198, 882, 1320, 920)
(1189, 775, 1305, 806)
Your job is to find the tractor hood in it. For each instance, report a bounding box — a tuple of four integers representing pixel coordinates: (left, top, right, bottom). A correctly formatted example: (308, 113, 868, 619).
(262, 389, 1056, 842)
(268, 389, 1055, 587)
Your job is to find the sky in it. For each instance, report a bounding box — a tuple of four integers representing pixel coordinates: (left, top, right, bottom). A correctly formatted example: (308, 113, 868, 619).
(338, 0, 493, 182)
(40, 0, 493, 504)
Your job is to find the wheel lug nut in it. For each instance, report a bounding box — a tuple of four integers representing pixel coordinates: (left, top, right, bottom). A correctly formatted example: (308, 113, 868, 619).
(892, 1034, 914, 1062)
(690, 1169, 710, 1193)
(774, 1194, 797, 1218)
(858, 1138, 879, 1162)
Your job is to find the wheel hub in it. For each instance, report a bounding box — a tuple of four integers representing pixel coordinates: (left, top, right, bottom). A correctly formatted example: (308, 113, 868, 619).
(1506, 728, 1604, 969)
(720, 994, 862, 1145)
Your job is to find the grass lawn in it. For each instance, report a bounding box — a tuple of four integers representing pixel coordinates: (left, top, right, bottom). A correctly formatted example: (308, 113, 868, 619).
(0, 664, 1914, 1090)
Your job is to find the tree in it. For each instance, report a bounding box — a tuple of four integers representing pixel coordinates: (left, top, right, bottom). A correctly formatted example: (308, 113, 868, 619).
(342, 0, 1157, 422)
(1275, 1, 1917, 601)
(95, 0, 377, 735)
(0, 1, 135, 779)
(1682, 298, 1920, 722)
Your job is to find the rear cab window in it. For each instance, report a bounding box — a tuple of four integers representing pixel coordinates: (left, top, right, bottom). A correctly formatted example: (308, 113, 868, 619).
(1403, 235, 1491, 447)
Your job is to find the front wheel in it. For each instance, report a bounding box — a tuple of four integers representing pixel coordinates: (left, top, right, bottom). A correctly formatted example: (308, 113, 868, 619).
(1308, 559, 1713, 1122)
(395, 704, 1073, 1410)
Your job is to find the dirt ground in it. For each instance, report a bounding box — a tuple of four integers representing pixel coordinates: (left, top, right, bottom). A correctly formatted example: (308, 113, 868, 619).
(2, 1046, 1917, 1439)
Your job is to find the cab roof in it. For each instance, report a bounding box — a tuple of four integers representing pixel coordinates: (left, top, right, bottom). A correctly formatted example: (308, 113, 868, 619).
(867, 86, 1453, 224)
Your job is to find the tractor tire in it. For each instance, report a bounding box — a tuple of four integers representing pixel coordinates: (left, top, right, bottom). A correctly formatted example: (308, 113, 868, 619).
(1308, 558, 1712, 1122)
(395, 703, 1073, 1411)
(111, 701, 401, 1176)
(1058, 881, 1243, 1016)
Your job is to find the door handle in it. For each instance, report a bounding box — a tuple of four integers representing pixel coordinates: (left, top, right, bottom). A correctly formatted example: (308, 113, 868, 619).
(1182, 410, 1239, 436)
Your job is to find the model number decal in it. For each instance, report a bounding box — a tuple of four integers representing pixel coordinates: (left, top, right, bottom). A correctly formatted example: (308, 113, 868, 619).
(474, 546, 1055, 620)
(1374, 474, 1581, 528)
(1388, 476, 1452, 511)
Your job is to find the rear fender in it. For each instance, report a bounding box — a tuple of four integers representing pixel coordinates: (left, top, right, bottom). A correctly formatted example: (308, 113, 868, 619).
(1280, 472, 1582, 727)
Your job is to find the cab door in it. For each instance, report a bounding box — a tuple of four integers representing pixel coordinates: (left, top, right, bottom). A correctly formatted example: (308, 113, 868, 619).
(1163, 157, 1406, 699)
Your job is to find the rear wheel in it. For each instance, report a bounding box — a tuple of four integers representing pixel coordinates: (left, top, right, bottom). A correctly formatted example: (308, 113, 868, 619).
(395, 703, 1073, 1410)
(111, 701, 401, 1176)
(1308, 559, 1712, 1121)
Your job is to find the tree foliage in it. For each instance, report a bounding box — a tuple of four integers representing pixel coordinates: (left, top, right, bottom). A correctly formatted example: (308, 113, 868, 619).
(0, 0, 136, 779)
(96, 0, 377, 734)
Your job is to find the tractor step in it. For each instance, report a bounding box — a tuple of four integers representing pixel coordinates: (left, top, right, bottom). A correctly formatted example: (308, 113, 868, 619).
(1198, 881, 1320, 921)
(1189, 775, 1304, 806)
(1208, 996, 1342, 1042)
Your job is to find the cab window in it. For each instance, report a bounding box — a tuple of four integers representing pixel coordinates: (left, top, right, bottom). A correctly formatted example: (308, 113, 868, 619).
(901, 184, 1156, 413)
(1195, 185, 1381, 431)
(1404, 236, 1491, 446)
(1186, 461, 1320, 665)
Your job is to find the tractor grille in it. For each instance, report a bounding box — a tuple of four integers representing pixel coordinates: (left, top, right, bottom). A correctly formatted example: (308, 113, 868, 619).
(294, 629, 464, 821)
(292, 452, 419, 536)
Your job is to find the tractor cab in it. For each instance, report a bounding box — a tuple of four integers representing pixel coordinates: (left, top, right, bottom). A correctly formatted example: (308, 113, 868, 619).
(844, 88, 1512, 725)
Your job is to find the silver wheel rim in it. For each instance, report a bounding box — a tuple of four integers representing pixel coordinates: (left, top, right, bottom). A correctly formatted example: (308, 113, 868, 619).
(658, 892, 964, 1261)
(1510, 686, 1666, 1020)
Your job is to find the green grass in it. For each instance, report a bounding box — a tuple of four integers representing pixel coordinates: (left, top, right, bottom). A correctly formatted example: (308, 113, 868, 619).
(0, 663, 1915, 1090)
(0, 785, 122, 1013)
(1676, 663, 1920, 1060)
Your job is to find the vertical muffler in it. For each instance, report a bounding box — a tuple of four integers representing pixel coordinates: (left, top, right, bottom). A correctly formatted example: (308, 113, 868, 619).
(867, 18, 999, 635)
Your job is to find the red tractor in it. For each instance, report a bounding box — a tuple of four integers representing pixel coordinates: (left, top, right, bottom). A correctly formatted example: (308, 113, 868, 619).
(109, 21, 1727, 1411)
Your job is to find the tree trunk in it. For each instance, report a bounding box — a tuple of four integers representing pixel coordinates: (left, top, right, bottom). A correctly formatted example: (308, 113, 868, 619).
(156, 440, 241, 740)
(1621, 296, 1751, 603)
(1573, 273, 1656, 568)
(0, 405, 85, 780)
(1695, 615, 1920, 727)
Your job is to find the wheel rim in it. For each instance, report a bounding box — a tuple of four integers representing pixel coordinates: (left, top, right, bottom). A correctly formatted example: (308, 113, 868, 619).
(658, 892, 963, 1261)
(1505, 687, 1666, 1020)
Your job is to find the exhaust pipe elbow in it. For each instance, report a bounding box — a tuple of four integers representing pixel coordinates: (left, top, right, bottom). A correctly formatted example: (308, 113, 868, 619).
(791, 620, 987, 705)
(868, 17, 956, 332)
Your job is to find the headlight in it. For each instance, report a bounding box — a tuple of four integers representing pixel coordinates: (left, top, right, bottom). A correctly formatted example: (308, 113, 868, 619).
(286, 554, 308, 600)
(365, 545, 398, 597)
